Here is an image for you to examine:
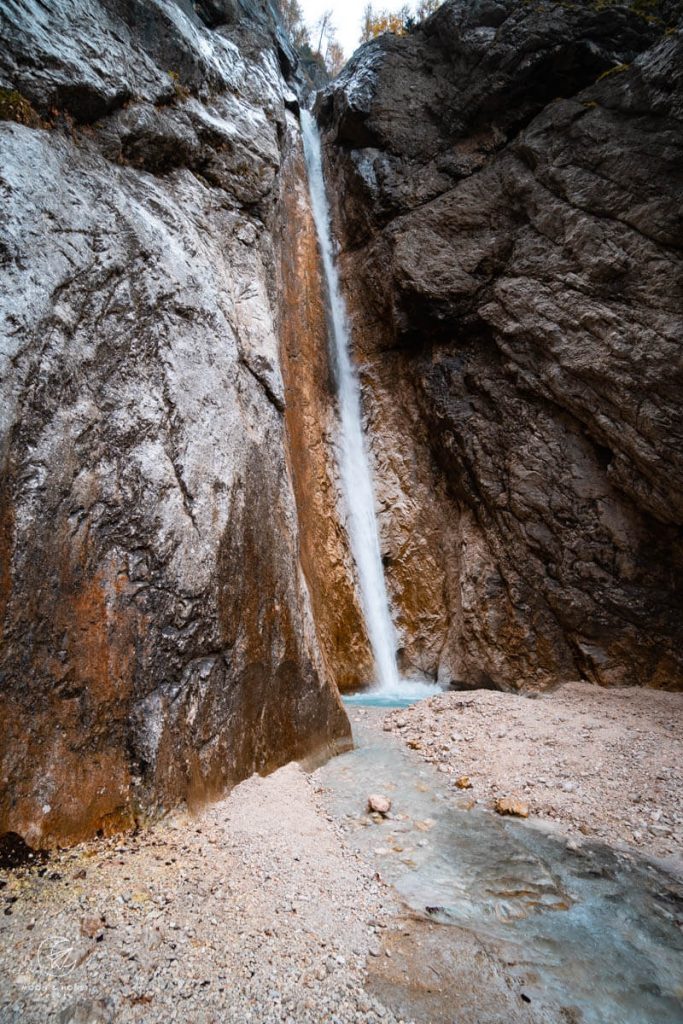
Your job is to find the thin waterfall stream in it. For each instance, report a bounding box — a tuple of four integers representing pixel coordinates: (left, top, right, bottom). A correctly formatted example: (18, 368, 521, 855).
(301, 110, 439, 703)
(301, 109, 400, 695)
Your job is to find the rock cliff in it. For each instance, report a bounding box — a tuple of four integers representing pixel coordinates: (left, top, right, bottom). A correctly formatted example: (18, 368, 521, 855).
(0, 0, 359, 847)
(2, 0, 682, 849)
(318, 0, 683, 691)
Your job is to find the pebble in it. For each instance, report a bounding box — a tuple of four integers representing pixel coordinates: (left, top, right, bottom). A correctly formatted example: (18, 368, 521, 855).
(367, 795, 392, 816)
(494, 797, 529, 818)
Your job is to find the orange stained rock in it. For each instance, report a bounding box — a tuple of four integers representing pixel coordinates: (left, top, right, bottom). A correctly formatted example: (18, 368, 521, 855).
(277, 138, 373, 692)
(493, 797, 530, 818)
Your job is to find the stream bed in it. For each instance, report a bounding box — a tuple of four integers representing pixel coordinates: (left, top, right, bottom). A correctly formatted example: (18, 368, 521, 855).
(318, 705, 683, 1024)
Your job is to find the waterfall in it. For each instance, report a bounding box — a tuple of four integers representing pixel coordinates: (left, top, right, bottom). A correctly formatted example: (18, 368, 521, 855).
(301, 110, 400, 693)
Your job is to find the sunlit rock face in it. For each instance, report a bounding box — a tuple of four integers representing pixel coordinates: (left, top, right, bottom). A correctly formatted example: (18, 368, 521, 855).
(319, 0, 683, 692)
(0, 0, 352, 847)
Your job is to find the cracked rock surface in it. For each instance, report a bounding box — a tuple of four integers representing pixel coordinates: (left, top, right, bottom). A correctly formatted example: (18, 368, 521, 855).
(318, 0, 683, 691)
(0, 0, 353, 846)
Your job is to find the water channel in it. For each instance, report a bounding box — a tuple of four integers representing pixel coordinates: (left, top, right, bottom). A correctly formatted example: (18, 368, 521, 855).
(318, 704, 683, 1024)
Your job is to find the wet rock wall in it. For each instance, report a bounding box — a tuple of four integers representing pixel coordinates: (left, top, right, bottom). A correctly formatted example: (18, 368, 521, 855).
(318, 0, 683, 691)
(0, 0, 353, 846)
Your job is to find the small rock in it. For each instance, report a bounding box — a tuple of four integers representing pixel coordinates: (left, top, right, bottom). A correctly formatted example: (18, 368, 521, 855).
(368, 794, 392, 816)
(414, 819, 435, 832)
(80, 916, 105, 940)
(494, 797, 529, 818)
(58, 999, 114, 1024)
(455, 776, 472, 790)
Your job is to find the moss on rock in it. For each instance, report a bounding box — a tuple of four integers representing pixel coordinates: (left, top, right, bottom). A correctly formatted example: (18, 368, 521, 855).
(0, 89, 43, 128)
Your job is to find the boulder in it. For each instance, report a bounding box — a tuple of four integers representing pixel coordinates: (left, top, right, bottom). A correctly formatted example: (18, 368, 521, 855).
(368, 794, 392, 815)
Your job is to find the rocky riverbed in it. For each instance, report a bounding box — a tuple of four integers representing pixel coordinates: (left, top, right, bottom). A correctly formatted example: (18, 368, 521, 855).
(382, 683, 683, 864)
(2, 685, 680, 1023)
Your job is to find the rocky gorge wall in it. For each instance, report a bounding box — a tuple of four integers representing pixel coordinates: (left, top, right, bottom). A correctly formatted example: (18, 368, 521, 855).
(0, 0, 361, 847)
(318, 0, 683, 692)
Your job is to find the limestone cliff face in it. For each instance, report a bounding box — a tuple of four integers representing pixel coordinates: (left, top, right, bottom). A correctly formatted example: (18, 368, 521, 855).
(0, 0, 355, 847)
(319, 0, 683, 691)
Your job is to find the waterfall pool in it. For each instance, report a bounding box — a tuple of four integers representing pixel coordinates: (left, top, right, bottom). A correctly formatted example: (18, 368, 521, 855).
(343, 680, 442, 709)
(318, 709, 683, 1024)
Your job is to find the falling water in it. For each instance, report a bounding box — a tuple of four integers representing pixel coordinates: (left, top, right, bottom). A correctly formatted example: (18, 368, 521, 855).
(301, 110, 402, 693)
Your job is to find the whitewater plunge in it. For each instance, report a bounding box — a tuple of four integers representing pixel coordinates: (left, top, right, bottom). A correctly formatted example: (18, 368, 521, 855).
(301, 111, 438, 704)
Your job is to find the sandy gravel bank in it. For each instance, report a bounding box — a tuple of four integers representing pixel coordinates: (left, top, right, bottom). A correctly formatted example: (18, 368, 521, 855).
(0, 764, 402, 1024)
(383, 683, 683, 864)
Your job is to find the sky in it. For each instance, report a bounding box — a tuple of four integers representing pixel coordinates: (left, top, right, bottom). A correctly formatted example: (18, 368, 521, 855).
(299, 0, 369, 60)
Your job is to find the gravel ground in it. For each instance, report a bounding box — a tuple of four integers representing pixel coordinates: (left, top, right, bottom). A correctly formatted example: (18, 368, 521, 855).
(2, 682, 680, 1024)
(0, 764, 404, 1024)
(383, 683, 683, 864)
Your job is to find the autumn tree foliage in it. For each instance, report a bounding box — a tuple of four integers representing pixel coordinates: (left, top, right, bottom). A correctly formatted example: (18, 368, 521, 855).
(313, 9, 346, 74)
(279, 0, 310, 48)
(360, 0, 441, 42)
(278, 0, 346, 76)
(360, 2, 410, 40)
(325, 40, 346, 76)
